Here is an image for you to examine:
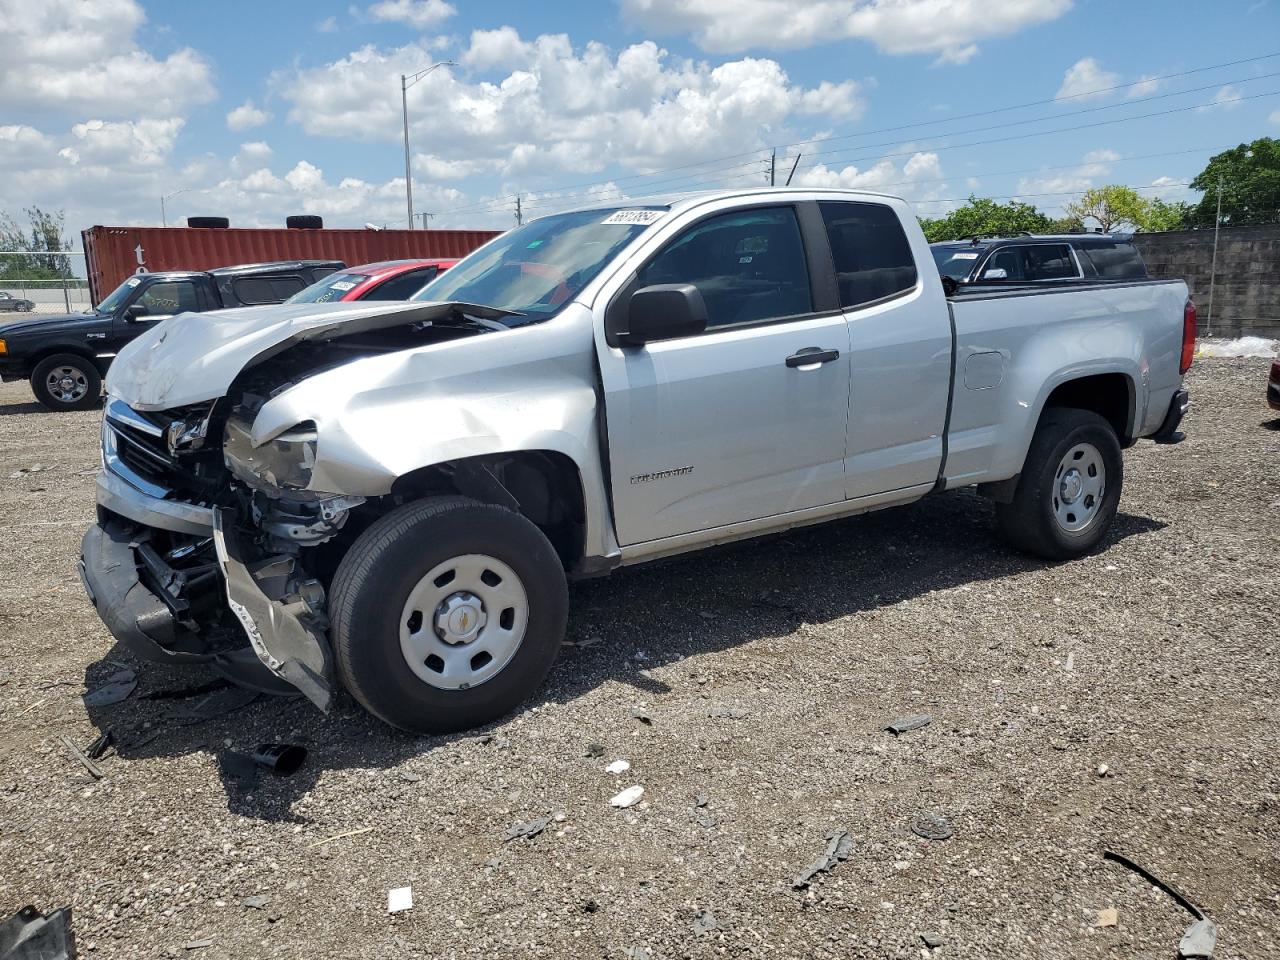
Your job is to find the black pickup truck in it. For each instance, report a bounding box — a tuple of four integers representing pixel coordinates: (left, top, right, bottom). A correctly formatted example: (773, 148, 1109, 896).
(0, 260, 343, 411)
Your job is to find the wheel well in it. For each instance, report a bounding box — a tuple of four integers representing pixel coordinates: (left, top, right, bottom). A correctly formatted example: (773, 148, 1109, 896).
(30, 346, 105, 377)
(1042, 373, 1133, 442)
(389, 451, 587, 569)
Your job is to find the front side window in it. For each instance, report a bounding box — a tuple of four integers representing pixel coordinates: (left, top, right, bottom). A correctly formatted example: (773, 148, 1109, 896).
(1023, 244, 1078, 280)
(412, 207, 667, 324)
(820, 201, 918, 308)
(636, 207, 812, 329)
(136, 280, 198, 315)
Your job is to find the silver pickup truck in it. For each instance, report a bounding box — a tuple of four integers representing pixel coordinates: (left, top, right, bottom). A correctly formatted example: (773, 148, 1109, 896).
(80, 189, 1195, 732)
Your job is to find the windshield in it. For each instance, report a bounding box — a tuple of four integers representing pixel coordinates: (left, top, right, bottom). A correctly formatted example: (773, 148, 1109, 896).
(931, 246, 985, 281)
(287, 272, 368, 304)
(411, 207, 667, 323)
(95, 275, 145, 313)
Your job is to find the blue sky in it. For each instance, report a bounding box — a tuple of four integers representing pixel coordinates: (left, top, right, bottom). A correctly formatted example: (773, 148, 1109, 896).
(1, 0, 1277, 236)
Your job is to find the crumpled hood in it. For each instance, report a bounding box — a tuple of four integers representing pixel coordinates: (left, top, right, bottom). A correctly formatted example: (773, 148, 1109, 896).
(107, 300, 512, 410)
(0, 312, 99, 337)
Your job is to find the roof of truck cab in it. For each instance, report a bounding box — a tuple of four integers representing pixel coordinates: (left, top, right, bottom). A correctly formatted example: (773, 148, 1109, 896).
(207, 259, 345, 276)
(557, 187, 908, 215)
(931, 234, 1129, 248)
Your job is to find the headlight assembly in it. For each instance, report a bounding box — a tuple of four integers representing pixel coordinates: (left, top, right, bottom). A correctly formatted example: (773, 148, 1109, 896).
(223, 416, 318, 492)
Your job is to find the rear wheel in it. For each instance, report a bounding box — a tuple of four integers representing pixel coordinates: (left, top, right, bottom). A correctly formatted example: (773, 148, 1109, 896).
(330, 495, 568, 733)
(995, 408, 1123, 560)
(30, 353, 102, 411)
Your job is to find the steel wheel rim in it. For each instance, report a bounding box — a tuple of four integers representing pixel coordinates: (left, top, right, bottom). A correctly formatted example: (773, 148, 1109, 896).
(399, 553, 529, 690)
(1052, 441, 1105, 532)
(46, 365, 89, 403)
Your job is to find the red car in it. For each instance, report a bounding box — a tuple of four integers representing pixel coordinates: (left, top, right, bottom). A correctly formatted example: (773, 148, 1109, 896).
(287, 258, 458, 304)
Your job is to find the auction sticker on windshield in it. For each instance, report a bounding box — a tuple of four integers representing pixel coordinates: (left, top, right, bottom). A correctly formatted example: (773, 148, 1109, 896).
(601, 210, 666, 225)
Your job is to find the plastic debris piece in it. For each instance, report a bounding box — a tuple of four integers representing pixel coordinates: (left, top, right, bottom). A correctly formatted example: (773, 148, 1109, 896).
(692, 909, 718, 935)
(1178, 919, 1218, 958)
(85, 730, 115, 761)
(707, 706, 749, 719)
(605, 759, 631, 774)
(885, 714, 932, 735)
(630, 708, 652, 725)
(82, 669, 137, 707)
(183, 939, 213, 950)
(792, 828, 854, 889)
(910, 811, 953, 840)
(387, 887, 413, 914)
(141, 679, 231, 700)
(59, 735, 103, 780)
(624, 946, 652, 960)
(610, 785, 644, 808)
(585, 743, 605, 758)
(503, 816, 552, 842)
(1096, 907, 1118, 928)
(399, 771, 422, 783)
(252, 743, 306, 775)
(694, 793, 709, 807)
(166, 686, 258, 724)
(1102, 849, 1206, 920)
(242, 895, 271, 910)
(0, 904, 74, 960)
(921, 931, 946, 948)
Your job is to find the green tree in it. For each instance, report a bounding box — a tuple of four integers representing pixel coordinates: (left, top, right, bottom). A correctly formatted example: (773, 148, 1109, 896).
(1187, 137, 1280, 227)
(1143, 197, 1192, 232)
(1063, 185, 1149, 233)
(918, 196, 1055, 242)
(0, 207, 72, 280)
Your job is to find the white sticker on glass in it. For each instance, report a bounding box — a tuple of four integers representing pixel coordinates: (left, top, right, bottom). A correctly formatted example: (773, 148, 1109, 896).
(949, 252, 979, 260)
(601, 210, 665, 225)
(330, 280, 356, 291)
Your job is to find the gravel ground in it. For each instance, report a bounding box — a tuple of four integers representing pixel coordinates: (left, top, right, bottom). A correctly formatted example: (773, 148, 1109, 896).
(1, 358, 1277, 960)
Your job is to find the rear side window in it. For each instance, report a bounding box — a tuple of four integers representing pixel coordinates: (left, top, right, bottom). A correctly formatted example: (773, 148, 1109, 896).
(233, 275, 307, 305)
(1082, 242, 1146, 279)
(364, 267, 439, 301)
(819, 201, 918, 308)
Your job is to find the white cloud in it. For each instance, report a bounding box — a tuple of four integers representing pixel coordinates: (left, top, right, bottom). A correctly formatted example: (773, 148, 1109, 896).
(0, 0, 214, 116)
(317, 15, 339, 33)
(1016, 147, 1118, 196)
(366, 0, 456, 29)
(276, 32, 865, 179)
(69, 117, 185, 166)
(226, 100, 272, 132)
(1127, 74, 1161, 98)
(792, 150, 944, 197)
(1211, 84, 1243, 110)
(1055, 58, 1121, 100)
(1270, 109, 1280, 125)
(620, 0, 1068, 63)
(239, 141, 273, 160)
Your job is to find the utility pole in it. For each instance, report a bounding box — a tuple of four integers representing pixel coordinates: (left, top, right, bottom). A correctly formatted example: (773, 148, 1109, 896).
(418, 212, 433, 230)
(160, 188, 189, 227)
(770, 149, 776, 187)
(515, 194, 523, 226)
(400, 60, 457, 230)
(1207, 173, 1222, 337)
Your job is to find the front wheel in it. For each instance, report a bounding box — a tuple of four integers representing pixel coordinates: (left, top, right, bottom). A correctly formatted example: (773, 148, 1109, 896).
(995, 408, 1123, 560)
(30, 353, 102, 411)
(329, 496, 568, 733)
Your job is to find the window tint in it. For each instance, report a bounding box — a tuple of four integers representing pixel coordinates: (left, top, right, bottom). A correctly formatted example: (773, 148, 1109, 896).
(637, 207, 812, 328)
(1083, 242, 1146, 279)
(819, 201, 917, 308)
(137, 281, 198, 315)
(365, 267, 438, 301)
(233, 275, 306, 305)
(1023, 244, 1078, 280)
(982, 247, 1025, 280)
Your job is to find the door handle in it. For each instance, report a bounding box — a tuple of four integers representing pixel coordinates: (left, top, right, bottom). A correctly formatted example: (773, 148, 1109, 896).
(785, 347, 840, 368)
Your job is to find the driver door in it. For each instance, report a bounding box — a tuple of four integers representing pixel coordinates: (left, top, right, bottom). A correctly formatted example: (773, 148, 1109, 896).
(109, 279, 199, 352)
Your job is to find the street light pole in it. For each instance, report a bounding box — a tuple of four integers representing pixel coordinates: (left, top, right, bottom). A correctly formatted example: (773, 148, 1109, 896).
(161, 188, 190, 227)
(400, 60, 456, 229)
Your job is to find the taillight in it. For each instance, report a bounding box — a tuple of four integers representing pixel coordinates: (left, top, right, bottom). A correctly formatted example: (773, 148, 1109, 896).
(1180, 299, 1196, 374)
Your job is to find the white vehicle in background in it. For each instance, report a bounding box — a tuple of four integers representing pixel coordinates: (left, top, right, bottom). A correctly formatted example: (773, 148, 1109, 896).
(80, 188, 1195, 732)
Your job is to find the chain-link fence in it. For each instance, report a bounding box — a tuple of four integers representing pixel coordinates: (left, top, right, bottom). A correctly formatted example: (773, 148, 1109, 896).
(0, 251, 90, 313)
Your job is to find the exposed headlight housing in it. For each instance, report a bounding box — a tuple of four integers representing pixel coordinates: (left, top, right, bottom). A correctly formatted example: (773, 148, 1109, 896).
(223, 416, 318, 492)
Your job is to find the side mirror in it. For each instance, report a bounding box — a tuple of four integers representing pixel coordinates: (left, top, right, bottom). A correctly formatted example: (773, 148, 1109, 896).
(981, 267, 1008, 280)
(124, 304, 150, 321)
(619, 284, 707, 345)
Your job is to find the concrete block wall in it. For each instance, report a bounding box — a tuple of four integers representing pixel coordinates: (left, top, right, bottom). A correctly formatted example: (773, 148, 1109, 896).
(1131, 224, 1280, 339)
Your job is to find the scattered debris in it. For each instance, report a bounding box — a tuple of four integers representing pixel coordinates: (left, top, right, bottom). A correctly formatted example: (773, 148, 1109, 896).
(242, 895, 271, 910)
(183, 939, 213, 950)
(921, 931, 946, 949)
(792, 828, 854, 889)
(8, 464, 47, 479)
(387, 887, 413, 914)
(1102, 849, 1207, 921)
(695, 811, 717, 829)
(605, 759, 631, 774)
(1049, 737, 1070, 751)
(694, 793, 709, 808)
(59, 734, 103, 780)
(910, 811, 953, 841)
(629, 708, 652, 725)
(1096, 762, 1110, 777)
(308, 826, 374, 848)
(623, 946, 652, 960)
(252, 743, 307, 775)
(581, 899, 599, 913)
(585, 743, 605, 758)
(399, 771, 422, 783)
(1095, 907, 1118, 928)
(1065, 651, 1076, 671)
(81, 668, 137, 707)
(16, 699, 45, 717)
(610, 785, 645, 808)
(691, 909, 718, 935)
(1178, 919, 1218, 958)
(885, 714, 932, 735)
(707, 706, 749, 719)
(85, 730, 115, 761)
(166, 686, 258, 725)
(0, 904, 74, 960)
(502, 816, 552, 842)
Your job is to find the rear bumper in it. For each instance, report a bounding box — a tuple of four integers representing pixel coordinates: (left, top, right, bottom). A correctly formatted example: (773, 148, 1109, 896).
(1150, 388, 1190, 444)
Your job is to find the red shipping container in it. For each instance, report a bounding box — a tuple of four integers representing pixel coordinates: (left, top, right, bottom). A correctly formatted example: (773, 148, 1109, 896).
(81, 225, 500, 305)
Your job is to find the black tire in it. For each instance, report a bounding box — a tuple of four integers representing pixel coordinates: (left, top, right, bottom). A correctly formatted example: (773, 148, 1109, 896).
(17, 301, 33, 312)
(995, 408, 1123, 560)
(187, 216, 230, 229)
(286, 215, 324, 230)
(30, 353, 103, 411)
(330, 495, 568, 733)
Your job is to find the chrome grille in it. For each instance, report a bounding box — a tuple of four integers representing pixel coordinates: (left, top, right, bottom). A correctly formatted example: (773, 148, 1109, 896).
(102, 398, 216, 500)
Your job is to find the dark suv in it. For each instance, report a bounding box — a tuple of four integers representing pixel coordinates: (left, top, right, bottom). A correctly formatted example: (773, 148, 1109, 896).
(0, 260, 342, 411)
(931, 234, 1148, 287)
